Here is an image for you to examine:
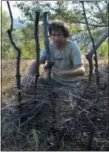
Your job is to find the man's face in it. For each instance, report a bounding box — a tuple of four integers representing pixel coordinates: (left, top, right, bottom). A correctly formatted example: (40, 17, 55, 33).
(50, 30, 66, 48)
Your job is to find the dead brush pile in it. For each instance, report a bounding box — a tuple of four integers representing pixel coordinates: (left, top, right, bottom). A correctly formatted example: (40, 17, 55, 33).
(1, 68, 109, 151)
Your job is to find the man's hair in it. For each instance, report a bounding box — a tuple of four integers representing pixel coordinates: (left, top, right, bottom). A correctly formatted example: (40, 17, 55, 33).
(48, 20, 70, 38)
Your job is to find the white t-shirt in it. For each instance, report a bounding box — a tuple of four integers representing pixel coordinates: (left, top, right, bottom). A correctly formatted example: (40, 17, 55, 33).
(40, 40, 83, 85)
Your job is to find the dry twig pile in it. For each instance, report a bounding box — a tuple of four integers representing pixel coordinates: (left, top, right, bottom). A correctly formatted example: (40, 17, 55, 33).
(2, 69, 109, 151)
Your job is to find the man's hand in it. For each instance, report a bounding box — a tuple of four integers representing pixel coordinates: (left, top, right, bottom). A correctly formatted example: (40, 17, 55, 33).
(22, 75, 35, 88)
(51, 69, 62, 76)
(44, 66, 62, 76)
(44, 65, 85, 77)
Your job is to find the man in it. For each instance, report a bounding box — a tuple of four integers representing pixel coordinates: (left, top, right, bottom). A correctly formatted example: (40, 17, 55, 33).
(22, 20, 85, 87)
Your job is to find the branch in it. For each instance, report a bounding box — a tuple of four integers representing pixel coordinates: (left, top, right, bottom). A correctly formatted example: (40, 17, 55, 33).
(72, 20, 106, 27)
(81, 1, 100, 100)
(95, 2, 106, 24)
(101, 1, 108, 7)
(81, 2, 94, 88)
(7, 1, 22, 109)
(86, 29, 108, 57)
(42, 12, 54, 81)
(34, 11, 40, 92)
(85, 3, 106, 25)
(46, 3, 60, 13)
(87, 17, 104, 25)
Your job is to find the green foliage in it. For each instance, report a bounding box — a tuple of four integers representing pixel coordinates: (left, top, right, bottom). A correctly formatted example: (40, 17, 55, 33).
(20, 23, 34, 40)
(19, 24, 44, 59)
(21, 40, 35, 59)
(98, 40, 108, 57)
(2, 9, 44, 59)
(2, 1, 108, 60)
(1, 10, 10, 32)
(2, 41, 16, 59)
(68, 23, 81, 34)
(1, 10, 15, 59)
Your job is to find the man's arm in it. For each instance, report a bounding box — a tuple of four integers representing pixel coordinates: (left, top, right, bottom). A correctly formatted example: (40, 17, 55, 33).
(27, 58, 46, 76)
(52, 64, 85, 77)
(22, 58, 46, 88)
(22, 48, 47, 87)
(28, 47, 47, 75)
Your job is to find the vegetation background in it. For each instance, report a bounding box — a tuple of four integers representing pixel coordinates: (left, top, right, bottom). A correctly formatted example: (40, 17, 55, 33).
(2, 1, 108, 59)
(1, 1, 109, 151)
(2, 1, 108, 102)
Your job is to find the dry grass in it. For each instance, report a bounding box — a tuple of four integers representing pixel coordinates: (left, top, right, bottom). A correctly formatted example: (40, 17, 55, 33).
(2, 59, 45, 105)
(1, 57, 107, 103)
(2, 56, 107, 103)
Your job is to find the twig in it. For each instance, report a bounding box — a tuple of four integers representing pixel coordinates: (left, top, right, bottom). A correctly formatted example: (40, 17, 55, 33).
(95, 2, 106, 24)
(7, 1, 22, 111)
(57, 88, 90, 104)
(20, 105, 42, 127)
(71, 20, 106, 27)
(32, 129, 39, 150)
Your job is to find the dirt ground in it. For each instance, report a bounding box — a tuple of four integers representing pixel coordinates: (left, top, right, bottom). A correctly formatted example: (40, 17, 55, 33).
(1, 57, 109, 151)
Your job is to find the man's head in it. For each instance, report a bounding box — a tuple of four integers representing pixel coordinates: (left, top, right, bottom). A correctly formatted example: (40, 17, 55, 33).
(48, 20, 70, 48)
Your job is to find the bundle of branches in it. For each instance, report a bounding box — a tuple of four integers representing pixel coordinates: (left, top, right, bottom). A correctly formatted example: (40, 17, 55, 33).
(2, 70, 108, 151)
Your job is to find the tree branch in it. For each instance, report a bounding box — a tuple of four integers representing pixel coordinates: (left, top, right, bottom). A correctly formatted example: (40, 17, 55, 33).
(34, 11, 40, 92)
(95, 2, 106, 24)
(7, 1, 22, 109)
(72, 20, 106, 27)
(86, 29, 108, 57)
(87, 17, 104, 25)
(81, 1, 100, 101)
(81, 2, 94, 85)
